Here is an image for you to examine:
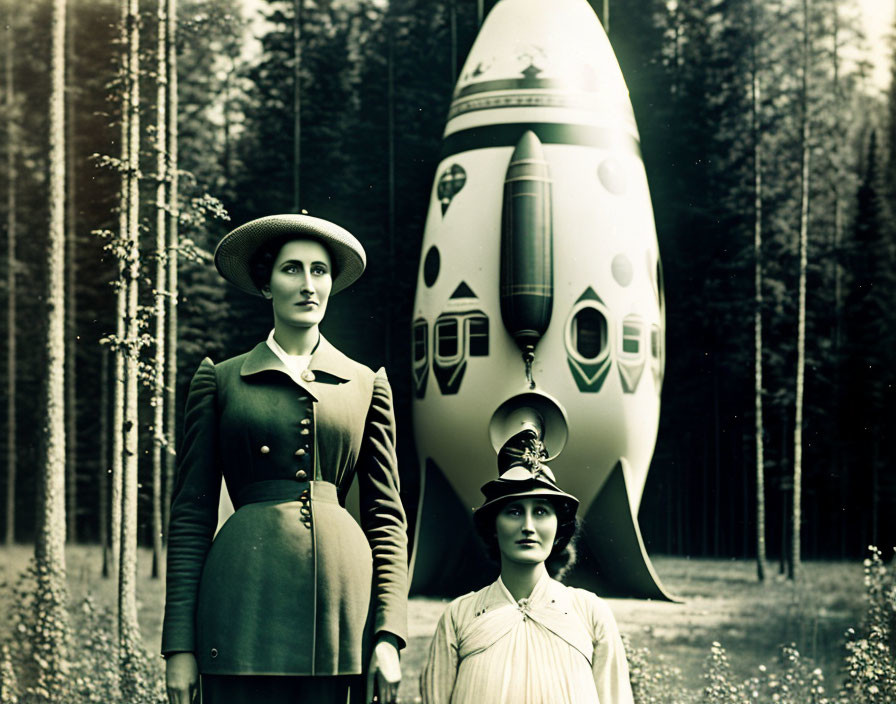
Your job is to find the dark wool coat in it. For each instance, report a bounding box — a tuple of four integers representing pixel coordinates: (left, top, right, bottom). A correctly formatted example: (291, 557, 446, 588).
(161, 336, 408, 676)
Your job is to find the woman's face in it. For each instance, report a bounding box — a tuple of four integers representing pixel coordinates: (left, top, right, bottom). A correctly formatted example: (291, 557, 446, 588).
(262, 239, 333, 330)
(495, 497, 558, 566)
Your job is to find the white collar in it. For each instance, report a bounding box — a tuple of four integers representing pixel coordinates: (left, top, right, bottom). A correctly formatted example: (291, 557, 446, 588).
(266, 329, 311, 385)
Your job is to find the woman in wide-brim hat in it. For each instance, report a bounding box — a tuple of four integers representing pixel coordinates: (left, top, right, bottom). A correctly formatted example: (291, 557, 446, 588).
(162, 214, 408, 704)
(421, 459, 634, 704)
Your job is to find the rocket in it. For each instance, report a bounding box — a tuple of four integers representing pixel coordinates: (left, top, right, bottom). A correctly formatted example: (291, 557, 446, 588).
(410, 0, 671, 599)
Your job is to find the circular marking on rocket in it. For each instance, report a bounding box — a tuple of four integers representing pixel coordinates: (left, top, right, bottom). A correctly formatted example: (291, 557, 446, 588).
(598, 158, 627, 194)
(423, 246, 440, 287)
(611, 254, 633, 287)
(437, 164, 467, 215)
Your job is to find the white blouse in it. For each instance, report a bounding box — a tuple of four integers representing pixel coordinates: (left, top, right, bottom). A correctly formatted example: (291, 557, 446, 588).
(421, 574, 634, 704)
(266, 329, 312, 386)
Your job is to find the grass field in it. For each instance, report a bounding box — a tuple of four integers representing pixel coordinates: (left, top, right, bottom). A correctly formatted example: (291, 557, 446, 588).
(0, 546, 868, 701)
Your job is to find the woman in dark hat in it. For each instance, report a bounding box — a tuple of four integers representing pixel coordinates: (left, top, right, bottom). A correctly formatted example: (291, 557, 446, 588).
(162, 214, 407, 704)
(420, 458, 633, 704)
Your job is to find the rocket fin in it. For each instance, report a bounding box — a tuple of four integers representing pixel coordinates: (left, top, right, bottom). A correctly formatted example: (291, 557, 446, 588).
(410, 458, 496, 596)
(566, 458, 677, 601)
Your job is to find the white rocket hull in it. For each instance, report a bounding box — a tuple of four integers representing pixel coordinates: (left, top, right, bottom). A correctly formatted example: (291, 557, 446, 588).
(410, 0, 670, 599)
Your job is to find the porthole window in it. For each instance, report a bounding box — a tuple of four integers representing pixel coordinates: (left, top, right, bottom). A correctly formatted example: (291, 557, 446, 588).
(620, 315, 644, 359)
(413, 320, 428, 363)
(435, 318, 459, 360)
(565, 302, 609, 364)
(467, 315, 489, 356)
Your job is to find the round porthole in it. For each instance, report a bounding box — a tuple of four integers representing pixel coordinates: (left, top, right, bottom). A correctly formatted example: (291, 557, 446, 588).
(566, 303, 609, 363)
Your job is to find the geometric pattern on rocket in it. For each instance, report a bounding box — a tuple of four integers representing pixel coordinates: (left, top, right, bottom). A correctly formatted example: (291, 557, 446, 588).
(412, 318, 430, 399)
(565, 287, 612, 393)
(437, 163, 467, 216)
(618, 314, 646, 394)
(432, 307, 490, 395)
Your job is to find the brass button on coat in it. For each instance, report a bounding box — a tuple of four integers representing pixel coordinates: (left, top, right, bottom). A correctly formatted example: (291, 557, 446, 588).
(300, 418, 311, 426)
(260, 445, 270, 454)
(210, 648, 218, 658)
(301, 369, 315, 382)
(295, 470, 308, 481)
(294, 448, 306, 457)
(301, 428, 310, 436)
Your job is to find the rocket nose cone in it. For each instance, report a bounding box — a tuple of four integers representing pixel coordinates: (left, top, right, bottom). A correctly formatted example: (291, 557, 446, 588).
(511, 130, 543, 161)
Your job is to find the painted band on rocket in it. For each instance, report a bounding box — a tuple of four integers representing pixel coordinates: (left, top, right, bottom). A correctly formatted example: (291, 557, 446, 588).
(440, 123, 642, 161)
(448, 94, 634, 121)
(453, 76, 599, 100)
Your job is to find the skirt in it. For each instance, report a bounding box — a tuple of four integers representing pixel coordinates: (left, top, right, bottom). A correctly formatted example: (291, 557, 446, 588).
(195, 480, 374, 676)
(200, 674, 360, 704)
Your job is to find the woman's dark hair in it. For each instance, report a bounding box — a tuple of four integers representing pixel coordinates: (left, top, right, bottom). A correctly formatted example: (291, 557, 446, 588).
(476, 499, 580, 582)
(248, 236, 337, 291)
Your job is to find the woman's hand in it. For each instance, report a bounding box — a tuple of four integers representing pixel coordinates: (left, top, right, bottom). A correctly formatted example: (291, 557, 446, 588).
(367, 633, 401, 703)
(166, 652, 199, 704)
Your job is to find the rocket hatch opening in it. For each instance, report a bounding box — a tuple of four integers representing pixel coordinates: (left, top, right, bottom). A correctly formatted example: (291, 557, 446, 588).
(566, 302, 609, 364)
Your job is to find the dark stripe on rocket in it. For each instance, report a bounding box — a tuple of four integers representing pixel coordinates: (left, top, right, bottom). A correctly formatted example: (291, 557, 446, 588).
(500, 130, 553, 387)
(441, 123, 641, 161)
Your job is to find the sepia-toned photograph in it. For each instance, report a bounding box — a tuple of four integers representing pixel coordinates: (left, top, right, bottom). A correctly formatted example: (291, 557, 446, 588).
(1, 0, 894, 702)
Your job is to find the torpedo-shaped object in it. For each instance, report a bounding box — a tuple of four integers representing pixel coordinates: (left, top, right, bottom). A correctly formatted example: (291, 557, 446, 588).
(410, 0, 670, 600)
(500, 130, 553, 387)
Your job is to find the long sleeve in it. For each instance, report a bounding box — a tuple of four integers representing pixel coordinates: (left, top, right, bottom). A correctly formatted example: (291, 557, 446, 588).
(589, 595, 634, 704)
(356, 367, 409, 647)
(161, 358, 221, 655)
(421, 604, 460, 704)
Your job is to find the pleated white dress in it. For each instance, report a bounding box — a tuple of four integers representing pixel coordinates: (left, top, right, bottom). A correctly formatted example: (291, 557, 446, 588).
(421, 574, 633, 704)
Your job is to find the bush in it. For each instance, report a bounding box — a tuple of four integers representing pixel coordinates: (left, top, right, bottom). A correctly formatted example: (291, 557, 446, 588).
(0, 561, 165, 704)
(629, 548, 896, 704)
(839, 547, 896, 704)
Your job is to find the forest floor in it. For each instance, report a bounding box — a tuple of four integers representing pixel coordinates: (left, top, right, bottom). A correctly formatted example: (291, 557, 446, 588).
(0, 546, 867, 701)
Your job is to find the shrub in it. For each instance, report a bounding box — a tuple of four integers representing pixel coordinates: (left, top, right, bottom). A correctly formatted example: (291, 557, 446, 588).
(0, 561, 165, 704)
(627, 633, 697, 704)
(839, 547, 896, 704)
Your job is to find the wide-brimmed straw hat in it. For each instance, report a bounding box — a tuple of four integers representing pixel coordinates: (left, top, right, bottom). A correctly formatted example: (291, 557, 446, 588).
(473, 461, 580, 551)
(214, 214, 367, 296)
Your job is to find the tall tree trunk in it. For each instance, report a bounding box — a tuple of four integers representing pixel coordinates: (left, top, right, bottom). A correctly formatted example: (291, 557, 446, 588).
(163, 0, 179, 540)
(65, 5, 78, 544)
(385, 15, 395, 366)
(292, 0, 302, 212)
(111, 0, 130, 594)
(790, 0, 811, 581)
(449, 0, 457, 83)
(151, 0, 169, 581)
(100, 348, 110, 578)
(119, 0, 142, 692)
(830, 0, 846, 560)
(4, 12, 16, 547)
(871, 426, 879, 546)
(36, 0, 70, 698)
(751, 4, 766, 582)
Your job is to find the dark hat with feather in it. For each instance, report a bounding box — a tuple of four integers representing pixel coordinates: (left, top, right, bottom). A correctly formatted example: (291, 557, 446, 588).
(473, 438, 579, 553)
